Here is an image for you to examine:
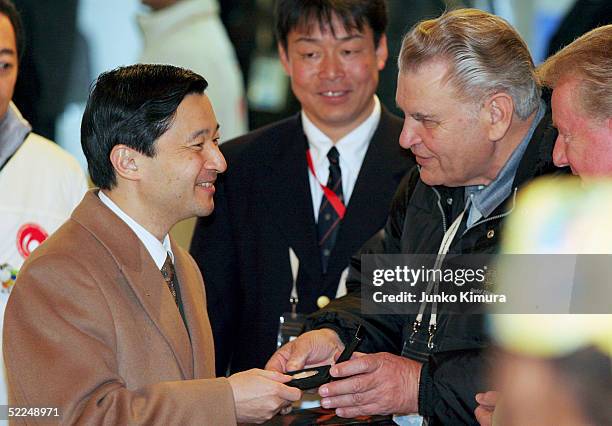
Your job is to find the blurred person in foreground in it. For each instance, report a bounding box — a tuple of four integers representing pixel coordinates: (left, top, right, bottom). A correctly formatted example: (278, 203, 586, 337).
(539, 24, 612, 178)
(0, 0, 87, 407)
(475, 178, 612, 426)
(190, 0, 414, 376)
(266, 9, 563, 424)
(475, 27, 612, 423)
(3, 64, 300, 424)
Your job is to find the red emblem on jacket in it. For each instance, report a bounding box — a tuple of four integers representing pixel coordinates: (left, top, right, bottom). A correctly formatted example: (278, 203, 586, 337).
(16, 223, 48, 259)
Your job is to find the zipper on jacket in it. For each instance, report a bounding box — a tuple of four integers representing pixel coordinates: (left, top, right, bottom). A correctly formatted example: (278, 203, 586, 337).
(461, 187, 518, 237)
(431, 186, 448, 233)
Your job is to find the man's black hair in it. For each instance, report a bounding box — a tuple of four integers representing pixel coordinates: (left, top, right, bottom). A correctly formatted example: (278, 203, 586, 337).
(0, 0, 24, 61)
(275, 0, 387, 50)
(81, 64, 208, 190)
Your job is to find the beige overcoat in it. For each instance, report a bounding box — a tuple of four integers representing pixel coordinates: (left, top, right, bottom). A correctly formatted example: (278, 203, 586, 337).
(4, 190, 236, 425)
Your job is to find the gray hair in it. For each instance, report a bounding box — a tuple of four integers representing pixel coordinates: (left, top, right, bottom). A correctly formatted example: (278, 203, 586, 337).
(398, 8, 540, 120)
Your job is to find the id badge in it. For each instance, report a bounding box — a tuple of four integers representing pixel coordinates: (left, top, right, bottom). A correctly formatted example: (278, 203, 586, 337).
(277, 312, 307, 348)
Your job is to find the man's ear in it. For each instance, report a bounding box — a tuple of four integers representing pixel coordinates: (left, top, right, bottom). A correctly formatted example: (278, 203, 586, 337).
(375, 34, 388, 71)
(277, 42, 291, 76)
(109, 145, 141, 182)
(483, 92, 514, 141)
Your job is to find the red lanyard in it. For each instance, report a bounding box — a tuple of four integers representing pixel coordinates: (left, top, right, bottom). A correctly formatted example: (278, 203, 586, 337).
(306, 149, 346, 219)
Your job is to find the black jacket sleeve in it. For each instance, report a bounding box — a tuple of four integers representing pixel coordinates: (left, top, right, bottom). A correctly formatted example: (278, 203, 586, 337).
(419, 349, 491, 425)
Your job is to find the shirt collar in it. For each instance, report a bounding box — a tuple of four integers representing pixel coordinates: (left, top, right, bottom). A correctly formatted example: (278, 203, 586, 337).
(0, 102, 31, 169)
(98, 191, 173, 269)
(465, 99, 545, 225)
(302, 95, 381, 169)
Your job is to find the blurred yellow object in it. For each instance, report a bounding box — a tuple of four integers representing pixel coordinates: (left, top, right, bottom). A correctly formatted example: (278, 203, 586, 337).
(493, 314, 612, 358)
(493, 177, 612, 358)
(503, 177, 612, 255)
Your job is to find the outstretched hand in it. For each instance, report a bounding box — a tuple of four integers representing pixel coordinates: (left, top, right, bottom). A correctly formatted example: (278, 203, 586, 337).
(265, 329, 345, 373)
(228, 368, 302, 423)
(318, 352, 422, 418)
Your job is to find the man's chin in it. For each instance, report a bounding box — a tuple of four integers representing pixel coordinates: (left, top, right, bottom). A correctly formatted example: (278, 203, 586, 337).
(419, 170, 443, 187)
(194, 203, 215, 218)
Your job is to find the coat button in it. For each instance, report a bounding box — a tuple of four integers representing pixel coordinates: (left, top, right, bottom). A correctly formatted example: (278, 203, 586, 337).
(317, 295, 330, 308)
(487, 229, 495, 239)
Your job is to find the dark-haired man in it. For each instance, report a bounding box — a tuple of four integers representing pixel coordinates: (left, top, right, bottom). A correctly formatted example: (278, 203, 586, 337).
(190, 0, 414, 376)
(4, 64, 301, 424)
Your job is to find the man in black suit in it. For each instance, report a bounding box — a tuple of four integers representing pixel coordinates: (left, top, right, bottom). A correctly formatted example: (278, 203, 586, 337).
(190, 0, 414, 375)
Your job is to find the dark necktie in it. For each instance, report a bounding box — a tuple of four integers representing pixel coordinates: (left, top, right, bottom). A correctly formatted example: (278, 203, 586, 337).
(161, 254, 180, 306)
(317, 147, 344, 274)
(161, 253, 188, 329)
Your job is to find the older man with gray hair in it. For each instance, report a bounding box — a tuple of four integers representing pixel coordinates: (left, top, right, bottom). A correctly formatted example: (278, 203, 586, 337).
(538, 24, 612, 178)
(267, 9, 563, 424)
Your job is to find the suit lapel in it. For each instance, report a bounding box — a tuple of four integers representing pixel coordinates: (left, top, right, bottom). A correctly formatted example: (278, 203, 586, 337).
(119, 255, 194, 379)
(73, 191, 194, 379)
(259, 115, 322, 281)
(172, 245, 212, 379)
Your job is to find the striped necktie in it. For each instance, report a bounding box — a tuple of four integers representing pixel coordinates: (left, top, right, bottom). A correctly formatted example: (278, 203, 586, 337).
(317, 147, 344, 274)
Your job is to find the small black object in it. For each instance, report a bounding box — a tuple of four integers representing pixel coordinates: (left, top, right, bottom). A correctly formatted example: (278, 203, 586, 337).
(286, 365, 332, 390)
(286, 326, 364, 390)
(335, 325, 364, 363)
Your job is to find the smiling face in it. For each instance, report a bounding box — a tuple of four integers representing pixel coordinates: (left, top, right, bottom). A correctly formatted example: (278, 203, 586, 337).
(138, 93, 227, 225)
(0, 13, 17, 119)
(552, 77, 612, 178)
(396, 61, 494, 187)
(278, 15, 387, 142)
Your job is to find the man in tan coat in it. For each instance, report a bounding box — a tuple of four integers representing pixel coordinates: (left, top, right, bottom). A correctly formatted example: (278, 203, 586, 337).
(3, 64, 301, 424)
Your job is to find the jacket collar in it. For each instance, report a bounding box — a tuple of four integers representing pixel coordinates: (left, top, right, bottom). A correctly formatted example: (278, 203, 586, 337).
(0, 103, 31, 170)
(433, 97, 559, 200)
(512, 98, 560, 189)
(71, 190, 195, 378)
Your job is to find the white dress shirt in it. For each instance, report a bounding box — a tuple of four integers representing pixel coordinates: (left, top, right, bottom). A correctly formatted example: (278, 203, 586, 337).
(98, 191, 173, 269)
(303, 96, 381, 222)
